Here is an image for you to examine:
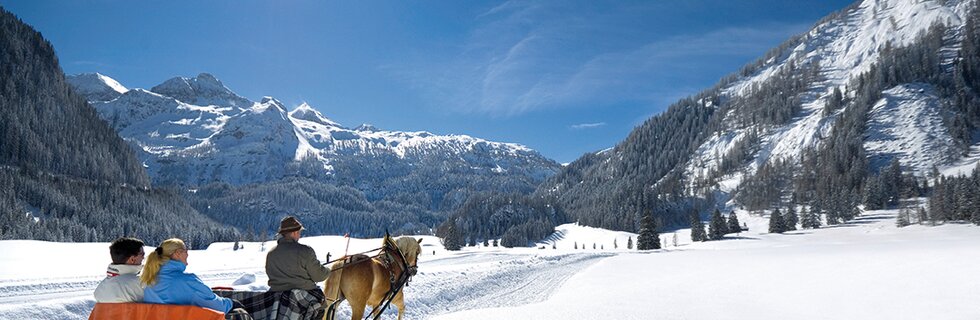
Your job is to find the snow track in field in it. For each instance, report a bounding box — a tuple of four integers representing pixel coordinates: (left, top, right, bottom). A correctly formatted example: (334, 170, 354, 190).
(328, 252, 611, 319)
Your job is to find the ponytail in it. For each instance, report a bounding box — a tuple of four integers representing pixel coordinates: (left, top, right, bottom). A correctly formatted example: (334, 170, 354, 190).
(140, 238, 185, 286)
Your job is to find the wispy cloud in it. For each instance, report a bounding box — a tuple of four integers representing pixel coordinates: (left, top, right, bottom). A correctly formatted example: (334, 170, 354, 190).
(570, 122, 606, 130)
(385, 1, 811, 117)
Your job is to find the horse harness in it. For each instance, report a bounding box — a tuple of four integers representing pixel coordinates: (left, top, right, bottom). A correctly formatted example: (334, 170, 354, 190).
(323, 235, 418, 320)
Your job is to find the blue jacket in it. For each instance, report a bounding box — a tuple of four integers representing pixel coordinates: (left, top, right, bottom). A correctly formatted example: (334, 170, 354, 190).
(143, 260, 232, 313)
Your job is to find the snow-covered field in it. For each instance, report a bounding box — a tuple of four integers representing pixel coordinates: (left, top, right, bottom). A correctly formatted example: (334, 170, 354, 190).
(1, 209, 978, 319)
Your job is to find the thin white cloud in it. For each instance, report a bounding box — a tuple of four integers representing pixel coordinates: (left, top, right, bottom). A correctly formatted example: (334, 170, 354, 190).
(385, 1, 812, 117)
(570, 122, 606, 130)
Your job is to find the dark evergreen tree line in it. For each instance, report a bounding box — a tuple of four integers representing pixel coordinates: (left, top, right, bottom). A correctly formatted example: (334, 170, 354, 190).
(185, 178, 441, 238)
(736, 158, 795, 211)
(864, 159, 926, 210)
(435, 192, 566, 248)
(927, 164, 980, 225)
(536, 94, 719, 234)
(728, 61, 822, 128)
(0, 167, 238, 246)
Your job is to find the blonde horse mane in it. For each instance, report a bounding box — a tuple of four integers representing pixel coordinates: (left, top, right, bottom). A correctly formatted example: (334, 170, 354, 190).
(391, 237, 421, 265)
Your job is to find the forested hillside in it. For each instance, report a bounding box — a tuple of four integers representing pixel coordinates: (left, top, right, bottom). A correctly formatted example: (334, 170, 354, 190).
(0, 6, 238, 246)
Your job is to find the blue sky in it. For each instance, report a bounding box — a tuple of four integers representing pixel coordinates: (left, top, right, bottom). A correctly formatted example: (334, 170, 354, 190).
(1, 0, 854, 163)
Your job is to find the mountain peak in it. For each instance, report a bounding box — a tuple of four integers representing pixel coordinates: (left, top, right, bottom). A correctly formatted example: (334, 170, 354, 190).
(289, 102, 341, 127)
(254, 96, 287, 113)
(354, 123, 379, 132)
(66, 73, 128, 102)
(150, 73, 251, 108)
(195, 72, 221, 86)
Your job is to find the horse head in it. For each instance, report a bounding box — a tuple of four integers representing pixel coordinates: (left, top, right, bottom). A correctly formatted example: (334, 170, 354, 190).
(386, 237, 422, 277)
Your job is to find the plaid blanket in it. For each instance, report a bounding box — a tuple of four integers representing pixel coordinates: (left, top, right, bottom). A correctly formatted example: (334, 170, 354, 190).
(213, 289, 325, 320)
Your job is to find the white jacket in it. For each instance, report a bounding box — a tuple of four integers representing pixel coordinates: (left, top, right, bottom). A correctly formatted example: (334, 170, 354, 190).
(93, 264, 144, 303)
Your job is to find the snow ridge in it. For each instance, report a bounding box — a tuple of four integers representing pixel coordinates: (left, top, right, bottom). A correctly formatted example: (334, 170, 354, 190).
(65, 73, 128, 102)
(70, 73, 558, 186)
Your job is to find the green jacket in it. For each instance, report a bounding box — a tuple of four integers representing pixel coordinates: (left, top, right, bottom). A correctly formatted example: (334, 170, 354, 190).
(265, 237, 330, 292)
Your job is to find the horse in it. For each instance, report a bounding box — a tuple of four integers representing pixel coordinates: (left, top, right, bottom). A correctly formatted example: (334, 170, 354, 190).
(323, 236, 422, 320)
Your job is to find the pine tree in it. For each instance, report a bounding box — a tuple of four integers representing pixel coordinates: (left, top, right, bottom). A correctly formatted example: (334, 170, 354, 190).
(930, 176, 947, 223)
(769, 208, 785, 234)
(850, 206, 863, 221)
(246, 225, 256, 242)
(916, 206, 929, 225)
(896, 207, 911, 227)
(801, 206, 820, 229)
(574, 241, 578, 249)
(613, 238, 618, 249)
(637, 212, 661, 250)
(442, 222, 465, 251)
(708, 209, 727, 240)
(689, 209, 707, 242)
(972, 207, 980, 226)
(627, 236, 633, 250)
(727, 211, 741, 234)
(483, 238, 489, 247)
(783, 206, 798, 231)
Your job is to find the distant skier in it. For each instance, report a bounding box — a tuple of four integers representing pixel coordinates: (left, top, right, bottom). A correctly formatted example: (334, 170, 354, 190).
(94, 237, 145, 303)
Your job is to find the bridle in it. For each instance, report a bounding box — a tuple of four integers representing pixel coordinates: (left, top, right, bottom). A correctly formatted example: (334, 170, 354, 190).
(381, 236, 418, 287)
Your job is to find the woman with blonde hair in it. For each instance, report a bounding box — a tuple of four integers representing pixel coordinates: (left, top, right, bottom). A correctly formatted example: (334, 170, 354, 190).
(140, 238, 234, 314)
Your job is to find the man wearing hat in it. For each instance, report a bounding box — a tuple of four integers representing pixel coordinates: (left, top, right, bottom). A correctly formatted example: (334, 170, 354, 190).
(265, 216, 331, 292)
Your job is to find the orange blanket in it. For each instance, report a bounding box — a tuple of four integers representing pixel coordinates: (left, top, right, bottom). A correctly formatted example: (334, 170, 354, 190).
(88, 302, 224, 320)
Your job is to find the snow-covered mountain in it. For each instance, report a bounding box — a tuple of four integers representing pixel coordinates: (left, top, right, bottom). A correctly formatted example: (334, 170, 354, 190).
(684, 0, 975, 188)
(67, 72, 560, 194)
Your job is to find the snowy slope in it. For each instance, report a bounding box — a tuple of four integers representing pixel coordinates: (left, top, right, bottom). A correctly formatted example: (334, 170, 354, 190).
(1, 210, 978, 319)
(682, 0, 977, 188)
(68, 73, 560, 186)
(65, 73, 127, 102)
(864, 83, 960, 171)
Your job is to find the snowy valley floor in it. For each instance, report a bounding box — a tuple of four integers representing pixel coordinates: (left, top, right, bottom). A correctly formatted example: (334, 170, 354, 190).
(1, 208, 978, 319)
